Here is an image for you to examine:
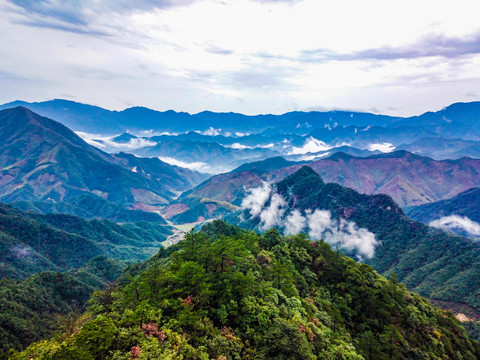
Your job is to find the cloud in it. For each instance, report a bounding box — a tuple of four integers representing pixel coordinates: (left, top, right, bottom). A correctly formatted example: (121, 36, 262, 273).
(288, 137, 331, 155)
(367, 142, 396, 153)
(7, 0, 197, 29)
(242, 185, 378, 259)
(306, 209, 378, 259)
(241, 182, 273, 217)
(259, 193, 286, 230)
(157, 156, 211, 173)
(429, 215, 480, 237)
(302, 31, 480, 63)
(75, 131, 156, 150)
(226, 143, 251, 150)
(3, 0, 480, 118)
(195, 127, 222, 136)
(284, 209, 306, 235)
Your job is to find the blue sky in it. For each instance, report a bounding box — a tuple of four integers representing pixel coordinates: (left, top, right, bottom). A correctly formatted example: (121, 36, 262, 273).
(1, 0, 479, 116)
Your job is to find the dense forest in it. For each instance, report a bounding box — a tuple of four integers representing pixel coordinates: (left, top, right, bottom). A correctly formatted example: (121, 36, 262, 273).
(0, 203, 171, 279)
(8, 221, 479, 359)
(229, 166, 480, 312)
(0, 257, 124, 358)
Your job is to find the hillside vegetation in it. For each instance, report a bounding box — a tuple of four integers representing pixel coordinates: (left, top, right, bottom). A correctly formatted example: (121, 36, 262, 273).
(10, 221, 480, 359)
(0, 257, 124, 358)
(229, 167, 480, 312)
(0, 203, 171, 279)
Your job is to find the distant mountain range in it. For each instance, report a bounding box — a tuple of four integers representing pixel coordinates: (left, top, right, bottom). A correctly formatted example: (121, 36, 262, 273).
(3, 99, 480, 175)
(167, 151, 480, 224)
(0, 107, 206, 221)
(0, 99, 400, 134)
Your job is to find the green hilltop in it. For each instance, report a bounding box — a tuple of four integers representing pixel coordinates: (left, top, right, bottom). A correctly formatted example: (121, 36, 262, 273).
(9, 221, 480, 359)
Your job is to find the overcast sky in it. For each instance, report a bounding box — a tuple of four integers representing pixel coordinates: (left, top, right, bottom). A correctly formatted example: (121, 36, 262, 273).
(1, 0, 479, 116)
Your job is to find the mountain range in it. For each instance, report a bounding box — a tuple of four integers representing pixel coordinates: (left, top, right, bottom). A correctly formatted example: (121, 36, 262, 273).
(2, 103, 480, 355)
(166, 151, 480, 224)
(4, 99, 480, 176)
(0, 107, 205, 221)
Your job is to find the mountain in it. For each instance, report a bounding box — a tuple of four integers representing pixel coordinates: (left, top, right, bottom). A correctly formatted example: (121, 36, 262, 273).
(110, 152, 209, 194)
(0, 256, 124, 357)
(231, 156, 300, 173)
(308, 125, 435, 148)
(406, 188, 480, 237)
(0, 107, 203, 220)
(9, 221, 480, 359)
(137, 140, 281, 173)
(167, 151, 480, 224)
(228, 167, 480, 312)
(398, 136, 480, 160)
(395, 101, 480, 140)
(0, 99, 400, 135)
(307, 151, 480, 207)
(0, 202, 171, 280)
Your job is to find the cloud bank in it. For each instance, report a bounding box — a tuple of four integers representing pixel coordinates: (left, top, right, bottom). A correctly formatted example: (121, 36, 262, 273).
(429, 215, 480, 237)
(75, 131, 156, 150)
(241, 183, 378, 259)
(288, 137, 331, 155)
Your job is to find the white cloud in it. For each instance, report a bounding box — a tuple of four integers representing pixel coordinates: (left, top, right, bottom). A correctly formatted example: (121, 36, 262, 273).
(196, 127, 221, 136)
(367, 142, 396, 153)
(288, 137, 331, 155)
(306, 209, 333, 239)
(430, 215, 480, 237)
(284, 209, 306, 235)
(242, 185, 378, 259)
(75, 131, 156, 150)
(157, 156, 211, 173)
(241, 182, 273, 217)
(2, 0, 480, 116)
(259, 193, 286, 230)
(226, 143, 251, 149)
(307, 209, 378, 259)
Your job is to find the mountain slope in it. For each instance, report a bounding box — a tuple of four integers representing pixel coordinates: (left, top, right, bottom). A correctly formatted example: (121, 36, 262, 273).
(0, 107, 203, 220)
(406, 187, 480, 225)
(0, 257, 124, 357)
(10, 221, 480, 359)
(167, 151, 480, 224)
(307, 151, 480, 206)
(229, 167, 480, 311)
(0, 203, 171, 280)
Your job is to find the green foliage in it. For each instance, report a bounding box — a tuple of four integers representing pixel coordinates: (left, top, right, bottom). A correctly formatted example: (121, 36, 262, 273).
(0, 203, 171, 280)
(11, 221, 480, 359)
(0, 257, 124, 358)
(230, 167, 480, 313)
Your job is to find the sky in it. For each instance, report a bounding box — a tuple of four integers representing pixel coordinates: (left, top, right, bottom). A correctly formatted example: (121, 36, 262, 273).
(0, 0, 479, 116)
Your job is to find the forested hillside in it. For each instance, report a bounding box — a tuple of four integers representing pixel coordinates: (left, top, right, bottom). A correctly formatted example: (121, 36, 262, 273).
(0, 257, 124, 358)
(9, 221, 480, 359)
(0, 203, 171, 279)
(229, 167, 480, 312)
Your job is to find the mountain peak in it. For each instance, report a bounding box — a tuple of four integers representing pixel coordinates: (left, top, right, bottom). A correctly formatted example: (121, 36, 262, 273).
(277, 165, 324, 192)
(325, 151, 356, 161)
(232, 156, 296, 173)
(294, 165, 319, 177)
